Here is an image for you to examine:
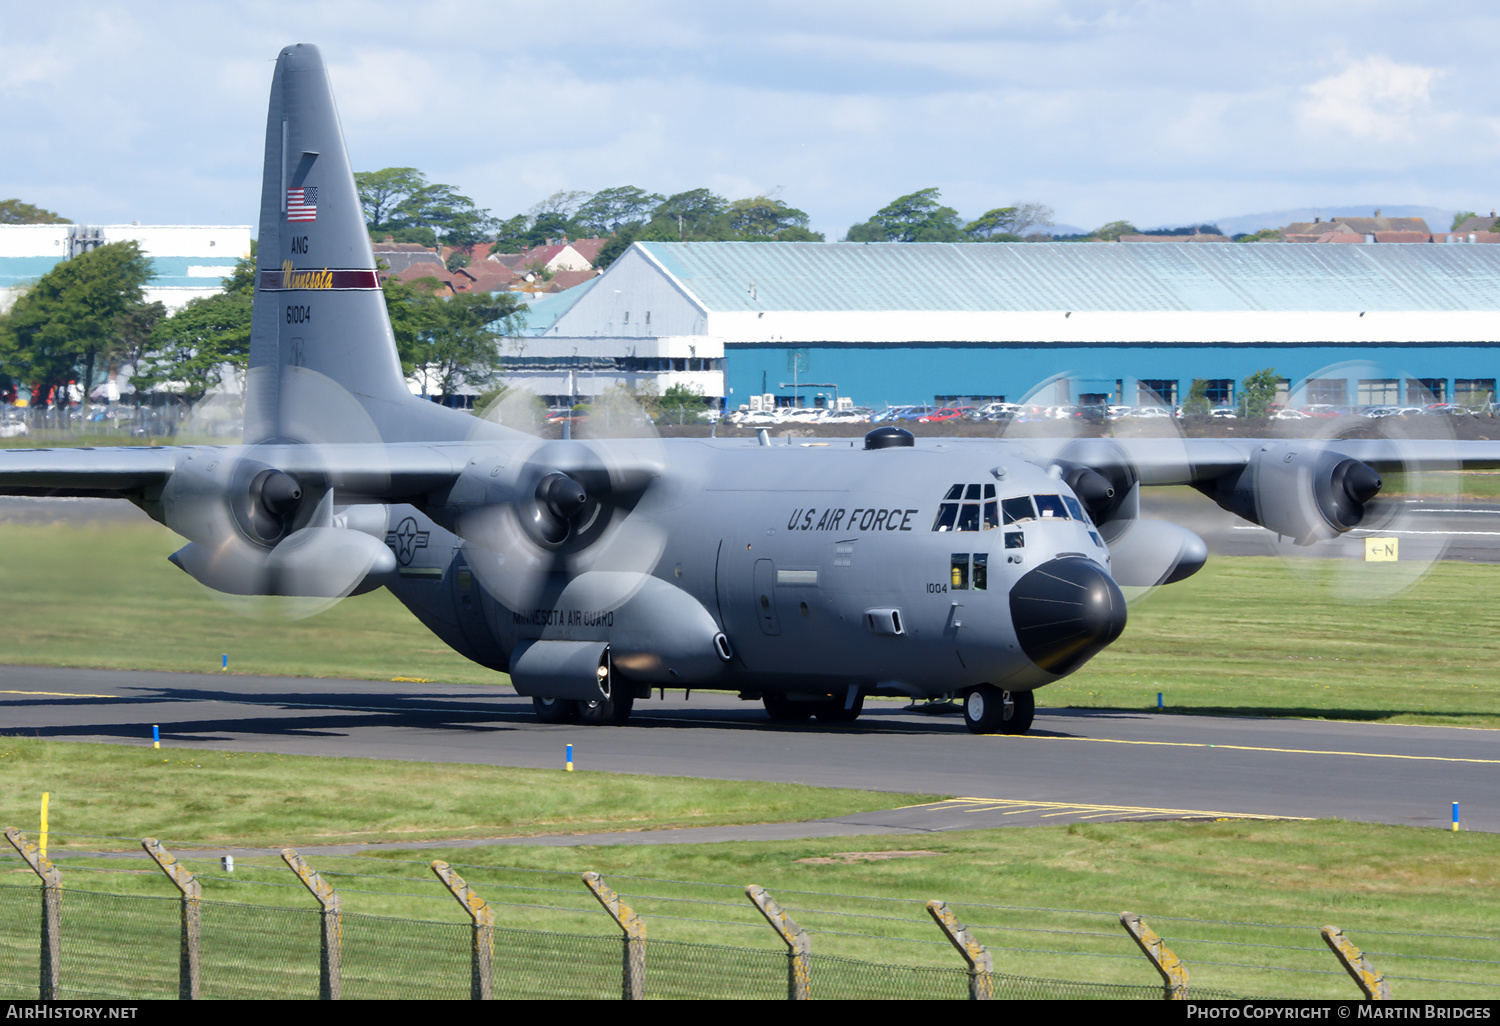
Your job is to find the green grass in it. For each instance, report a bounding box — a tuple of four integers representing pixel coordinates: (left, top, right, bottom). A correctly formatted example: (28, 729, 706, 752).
(0, 736, 928, 847)
(2, 737, 1494, 1000)
(0, 519, 506, 683)
(1054, 556, 1500, 726)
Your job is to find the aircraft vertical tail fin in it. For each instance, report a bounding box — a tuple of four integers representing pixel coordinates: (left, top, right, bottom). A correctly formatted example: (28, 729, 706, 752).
(246, 44, 477, 445)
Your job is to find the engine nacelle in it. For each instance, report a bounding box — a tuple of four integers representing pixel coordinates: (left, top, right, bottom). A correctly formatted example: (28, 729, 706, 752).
(157, 452, 394, 598)
(555, 572, 732, 684)
(508, 639, 613, 701)
(1210, 443, 1382, 545)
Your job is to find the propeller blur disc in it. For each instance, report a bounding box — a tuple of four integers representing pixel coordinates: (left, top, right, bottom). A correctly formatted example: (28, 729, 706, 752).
(1258, 361, 1457, 605)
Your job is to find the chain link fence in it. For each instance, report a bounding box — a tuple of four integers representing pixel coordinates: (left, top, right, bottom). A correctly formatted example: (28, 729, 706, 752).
(0, 882, 1199, 1000)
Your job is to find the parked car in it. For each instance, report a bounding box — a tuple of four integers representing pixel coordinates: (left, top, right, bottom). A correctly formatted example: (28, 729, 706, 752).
(918, 407, 973, 423)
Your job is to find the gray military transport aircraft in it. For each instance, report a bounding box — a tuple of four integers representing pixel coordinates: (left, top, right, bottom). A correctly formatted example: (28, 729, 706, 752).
(2, 45, 1494, 735)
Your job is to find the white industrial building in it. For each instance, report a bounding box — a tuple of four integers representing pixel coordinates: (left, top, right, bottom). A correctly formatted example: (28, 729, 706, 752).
(0, 223, 251, 314)
(506, 240, 1500, 411)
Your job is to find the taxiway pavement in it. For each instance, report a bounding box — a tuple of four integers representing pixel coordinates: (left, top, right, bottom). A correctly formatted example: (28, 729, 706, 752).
(3, 665, 1494, 844)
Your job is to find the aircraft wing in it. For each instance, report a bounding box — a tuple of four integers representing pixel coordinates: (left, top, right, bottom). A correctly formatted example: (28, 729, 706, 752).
(0, 445, 182, 499)
(995, 435, 1500, 486)
(0, 442, 470, 505)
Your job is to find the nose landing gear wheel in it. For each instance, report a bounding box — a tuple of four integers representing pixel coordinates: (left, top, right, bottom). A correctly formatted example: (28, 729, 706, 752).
(963, 685, 1035, 735)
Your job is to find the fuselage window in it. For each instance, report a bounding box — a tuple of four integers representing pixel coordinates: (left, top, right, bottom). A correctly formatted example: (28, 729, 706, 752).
(1002, 496, 1036, 524)
(950, 554, 969, 589)
(1035, 494, 1069, 519)
(1005, 531, 1024, 549)
(949, 553, 987, 590)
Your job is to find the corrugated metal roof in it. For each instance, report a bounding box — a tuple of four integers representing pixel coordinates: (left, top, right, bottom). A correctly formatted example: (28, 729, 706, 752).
(637, 241, 1500, 313)
(514, 276, 599, 334)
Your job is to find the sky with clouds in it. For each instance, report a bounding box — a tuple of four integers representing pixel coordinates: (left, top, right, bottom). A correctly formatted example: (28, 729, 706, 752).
(4, 1, 1498, 239)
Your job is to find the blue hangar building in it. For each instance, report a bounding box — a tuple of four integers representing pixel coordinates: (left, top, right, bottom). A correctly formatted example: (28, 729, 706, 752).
(511, 240, 1500, 411)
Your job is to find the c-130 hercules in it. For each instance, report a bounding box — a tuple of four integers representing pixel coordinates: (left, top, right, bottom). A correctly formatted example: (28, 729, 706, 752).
(2, 45, 1491, 735)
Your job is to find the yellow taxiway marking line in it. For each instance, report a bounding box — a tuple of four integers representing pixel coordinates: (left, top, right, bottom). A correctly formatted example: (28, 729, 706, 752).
(1029, 734, 1500, 765)
(903, 797, 1298, 820)
(0, 689, 116, 699)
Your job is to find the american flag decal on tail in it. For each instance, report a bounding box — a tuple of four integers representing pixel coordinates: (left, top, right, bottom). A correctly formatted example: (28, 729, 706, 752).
(286, 187, 318, 222)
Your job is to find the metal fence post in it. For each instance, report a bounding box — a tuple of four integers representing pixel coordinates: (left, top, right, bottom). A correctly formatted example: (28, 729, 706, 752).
(430, 861, 493, 1000)
(746, 885, 811, 1000)
(1321, 925, 1391, 1000)
(6, 828, 61, 1000)
(282, 849, 341, 1000)
(926, 900, 993, 1000)
(583, 871, 645, 1000)
(1120, 911, 1189, 1000)
(141, 838, 201, 1000)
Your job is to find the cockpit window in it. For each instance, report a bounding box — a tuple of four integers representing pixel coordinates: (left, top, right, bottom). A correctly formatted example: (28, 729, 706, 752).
(934, 483, 1003, 531)
(1063, 495, 1086, 521)
(1035, 494, 1069, 519)
(1002, 496, 1036, 524)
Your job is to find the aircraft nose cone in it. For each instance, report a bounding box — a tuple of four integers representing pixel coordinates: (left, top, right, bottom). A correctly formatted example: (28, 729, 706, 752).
(1010, 557, 1127, 676)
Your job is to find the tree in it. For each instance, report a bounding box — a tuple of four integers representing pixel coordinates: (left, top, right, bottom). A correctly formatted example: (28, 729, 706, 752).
(964, 202, 1054, 241)
(649, 189, 731, 240)
(133, 254, 254, 402)
(845, 188, 964, 242)
(491, 214, 531, 252)
(1241, 367, 1280, 418)
(572, 187, 665, 237)
(524, 212, 575, 248)
(1091, 220, 1138, 241)
(389, 278, 522, 404)
(0, 241, 154, 409)
(112, 301, 168, 383)
(1139, 223, 1224, 236)
(475, 383, 547, 429)
(657, 382, 708, 424)
(1452, 211, 1480, 232)
(1183, 379, 1212, 416)
(355, 167, 497, 249)
(355, 167, 426, 231)
(0, 199, 70, 224)
(728, 196, 822, 241)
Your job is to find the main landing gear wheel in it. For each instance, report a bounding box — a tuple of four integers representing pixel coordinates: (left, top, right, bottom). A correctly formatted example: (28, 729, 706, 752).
(532, 696, 578, 724)
(963, 685, 1035, 735)
(578, 691, 635, 726)
(763, 693, 814, 723)
(813, 691, 864, 724)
